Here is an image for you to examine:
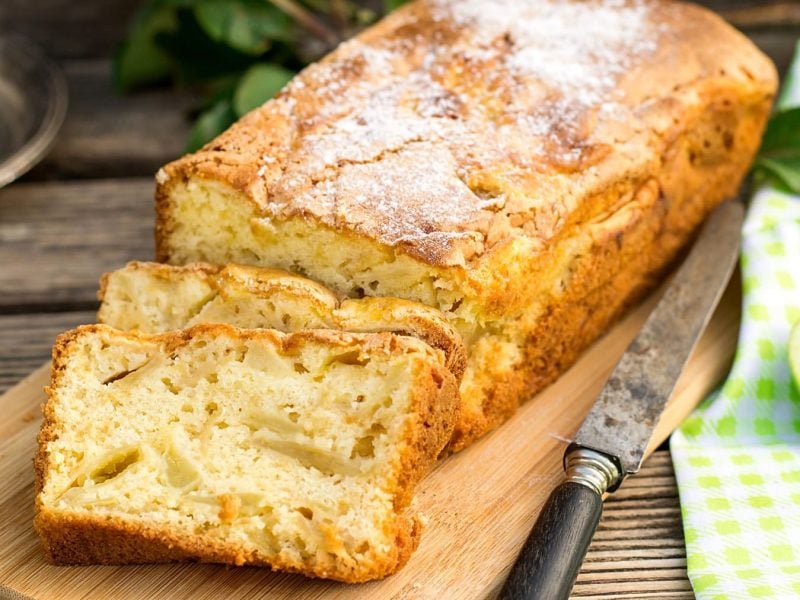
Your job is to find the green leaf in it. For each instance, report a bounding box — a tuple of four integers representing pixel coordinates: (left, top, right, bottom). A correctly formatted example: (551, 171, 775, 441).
(194, 0, 292, 56)
(758, 107, 800, 155)
(154, 9, 255, 83)
(384, 0, 410, 12)
(186, 99, 237, 152)
(304, 0, 332, 13)
(197, 75, 241, 109)
(155, 0, 196, 5)
(754, 155, 800, 194)
(233, 63, 294, 116)
(355, 8, 378, 25)
(754, 106, 800, 193)
(113, 4, 178, 92)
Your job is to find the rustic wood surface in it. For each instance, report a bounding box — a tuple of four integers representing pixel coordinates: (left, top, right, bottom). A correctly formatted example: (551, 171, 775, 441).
(27, 61, 195, 180)
(0, 178, 154, 310)
(0, 280, 738, 599)
(0, 1, 795, 597)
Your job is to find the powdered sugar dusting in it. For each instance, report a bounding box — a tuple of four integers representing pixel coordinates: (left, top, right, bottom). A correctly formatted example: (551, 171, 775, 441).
(430, 0, 657, 146)
(439, 0, 655, 103)
(264, 0, 661, 264)
(275, 142, 487, 263)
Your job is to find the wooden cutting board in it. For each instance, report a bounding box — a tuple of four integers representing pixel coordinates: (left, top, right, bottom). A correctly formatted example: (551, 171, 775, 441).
(0, 278, 740, 600)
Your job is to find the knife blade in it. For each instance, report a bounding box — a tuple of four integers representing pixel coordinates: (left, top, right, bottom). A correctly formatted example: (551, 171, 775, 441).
(500, 198, 744, 600)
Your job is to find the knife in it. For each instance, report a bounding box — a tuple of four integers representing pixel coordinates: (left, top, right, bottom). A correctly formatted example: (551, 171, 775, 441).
(500, 198, 744, 600)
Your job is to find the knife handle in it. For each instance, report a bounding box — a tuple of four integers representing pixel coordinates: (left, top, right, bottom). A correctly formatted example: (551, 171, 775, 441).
(500, 481, 601, 600)
(500, 448, 620, 600)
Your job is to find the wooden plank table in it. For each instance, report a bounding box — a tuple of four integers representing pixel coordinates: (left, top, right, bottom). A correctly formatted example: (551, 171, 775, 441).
(0, 2, 796, 598)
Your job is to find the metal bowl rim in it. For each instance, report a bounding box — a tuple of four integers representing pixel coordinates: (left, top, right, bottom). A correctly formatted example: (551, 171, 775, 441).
(0, 34, 68, 188)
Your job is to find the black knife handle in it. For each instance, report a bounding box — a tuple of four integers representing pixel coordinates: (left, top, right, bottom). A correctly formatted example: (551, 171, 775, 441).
(500, 448, 621, 600)
(500, 482, 602, 600)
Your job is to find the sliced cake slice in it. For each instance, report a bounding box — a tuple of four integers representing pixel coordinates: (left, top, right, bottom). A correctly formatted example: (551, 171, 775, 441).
(98, 261, 466, 381)
(35, 323, 458, 582)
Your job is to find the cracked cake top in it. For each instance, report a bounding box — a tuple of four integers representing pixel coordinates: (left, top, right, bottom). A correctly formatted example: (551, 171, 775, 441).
(158, 0, 775, 267)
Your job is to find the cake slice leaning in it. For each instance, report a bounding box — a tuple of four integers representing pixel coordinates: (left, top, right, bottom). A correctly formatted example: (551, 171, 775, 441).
(98, 261, 466, 381)
(35, 323, 459, 582)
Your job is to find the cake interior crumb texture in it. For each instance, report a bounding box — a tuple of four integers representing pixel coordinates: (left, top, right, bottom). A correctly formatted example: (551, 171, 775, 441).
(35, 324, 458, 582)
(97, 261, 466, 380)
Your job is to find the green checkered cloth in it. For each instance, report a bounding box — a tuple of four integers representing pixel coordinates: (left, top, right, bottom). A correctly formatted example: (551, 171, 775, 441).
(670, 50, 800, 599)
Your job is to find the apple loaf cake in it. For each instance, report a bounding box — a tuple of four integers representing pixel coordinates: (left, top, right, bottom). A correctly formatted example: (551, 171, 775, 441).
(98, 261, 465, 379)
(154, 0, 777, 450)
(35, 324, 458, 581)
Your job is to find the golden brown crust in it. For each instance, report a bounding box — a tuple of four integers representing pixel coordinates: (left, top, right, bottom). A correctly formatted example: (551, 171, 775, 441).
(99, 261, 467, 379)
(35, 328, 85, 503)
(446, 179, 671, 449)
(445, 70, 774, 449)
(34, 509, 421, 582)
(155, 0, 776, 268)
(35, 323, 455, 582)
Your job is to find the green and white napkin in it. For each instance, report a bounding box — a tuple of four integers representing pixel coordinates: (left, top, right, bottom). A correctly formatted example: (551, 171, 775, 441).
(670, 53, 800, 599)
